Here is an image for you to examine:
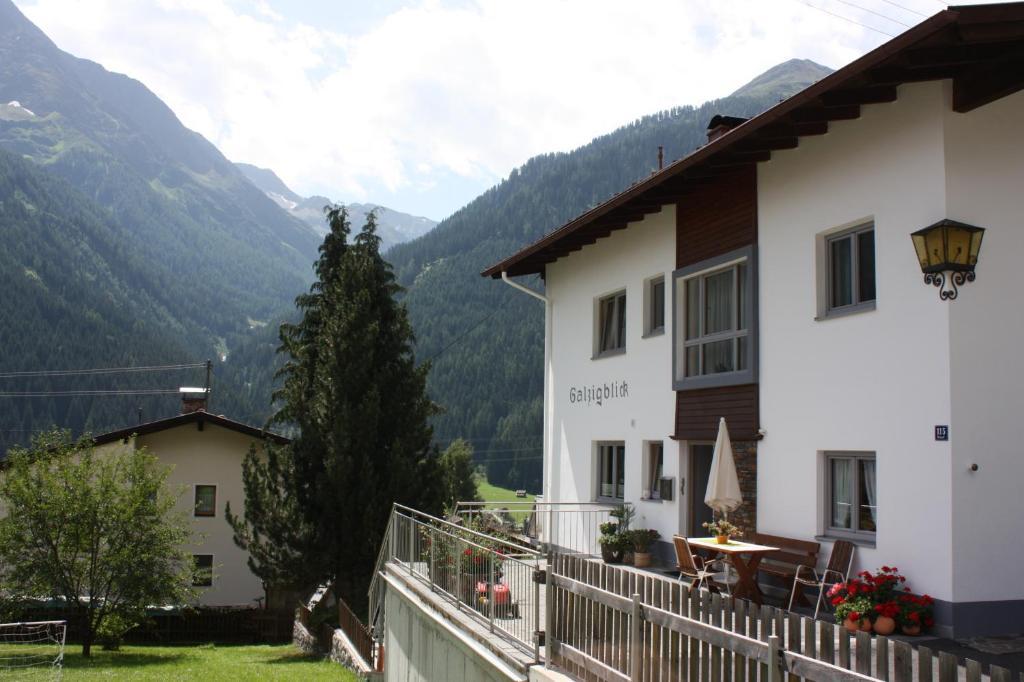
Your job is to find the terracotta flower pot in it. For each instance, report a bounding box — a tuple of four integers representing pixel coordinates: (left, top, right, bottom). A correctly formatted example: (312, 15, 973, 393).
(715, 535, 729, 544)
(873, 616, 896, 636)
(844, 617, 872, 633)
(901, 624, 921, 636)
(633, 551, 652, 568)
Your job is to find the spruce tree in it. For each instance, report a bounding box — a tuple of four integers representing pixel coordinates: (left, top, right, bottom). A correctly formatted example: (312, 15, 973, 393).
(229, 206, 444, 610)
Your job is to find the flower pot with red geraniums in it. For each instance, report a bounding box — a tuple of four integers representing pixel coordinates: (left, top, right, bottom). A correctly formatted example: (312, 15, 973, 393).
(872, 602, 899, 636)
(898, 593, 934, 636)
(835, 596, 874, 633)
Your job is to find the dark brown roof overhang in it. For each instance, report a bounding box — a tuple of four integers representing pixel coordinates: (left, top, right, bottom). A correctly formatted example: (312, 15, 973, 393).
(482, 3, 1024, 279)
(92, 411, 290, 446)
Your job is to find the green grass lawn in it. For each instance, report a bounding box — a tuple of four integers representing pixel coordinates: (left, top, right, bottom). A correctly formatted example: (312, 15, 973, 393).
(475, 476, 536, 505)
(5, 643, 357, 680)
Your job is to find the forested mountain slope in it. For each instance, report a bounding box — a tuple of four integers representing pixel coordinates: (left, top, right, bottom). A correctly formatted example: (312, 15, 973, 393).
(388, 59, 832, 491)
(0, 0, 320, 448)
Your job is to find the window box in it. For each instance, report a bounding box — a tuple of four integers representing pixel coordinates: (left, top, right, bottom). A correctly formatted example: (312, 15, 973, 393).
(673, 246, 757, 390)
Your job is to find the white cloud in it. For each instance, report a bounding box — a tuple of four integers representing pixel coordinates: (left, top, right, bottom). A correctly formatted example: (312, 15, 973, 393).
(14, 0, 936, 218)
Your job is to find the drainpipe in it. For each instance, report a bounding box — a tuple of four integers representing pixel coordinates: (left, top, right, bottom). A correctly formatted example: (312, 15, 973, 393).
(500, 271, 554, 521)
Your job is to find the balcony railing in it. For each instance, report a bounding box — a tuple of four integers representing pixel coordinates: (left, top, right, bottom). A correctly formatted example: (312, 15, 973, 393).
(453, 500, 631, 556)
(385, 504, 544, 660)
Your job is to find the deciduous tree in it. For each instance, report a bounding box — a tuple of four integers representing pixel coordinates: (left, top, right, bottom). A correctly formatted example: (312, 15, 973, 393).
(0, 430, 194, 656)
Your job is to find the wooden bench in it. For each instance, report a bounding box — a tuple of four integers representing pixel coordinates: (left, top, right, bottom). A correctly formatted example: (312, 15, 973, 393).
(752, 533, 820, 607)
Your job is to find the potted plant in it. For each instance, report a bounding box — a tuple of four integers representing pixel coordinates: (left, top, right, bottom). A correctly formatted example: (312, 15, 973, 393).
(598, 522, 621, 564)
(598, 532, 627, 564)
(702, 518, 740, 544)
(834, 596, 874, 633)
(627, 529, 661, 568)
(897, 593, 934, 636)
(872, 601, 899, 636)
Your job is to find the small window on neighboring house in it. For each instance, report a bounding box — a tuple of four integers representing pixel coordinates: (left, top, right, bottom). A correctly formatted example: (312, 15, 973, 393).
(645, 442, 664, 500)
(194, 485, 216, 517)
(825, 452, 876, 540)
(644, 276, 666, 337)
(823, 223, 876, 317)
(596, 291, 627, 356)
(193, 554, 213, 587)
(597, 443, 625, 500)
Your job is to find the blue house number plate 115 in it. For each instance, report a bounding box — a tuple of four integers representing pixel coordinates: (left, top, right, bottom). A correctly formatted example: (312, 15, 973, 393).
(935, 425, 949, 441)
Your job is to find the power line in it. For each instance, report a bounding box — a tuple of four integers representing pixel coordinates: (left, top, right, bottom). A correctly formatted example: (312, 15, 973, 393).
(794, 0, 898, 37)
(0, 362, 205, 380)
(832, 0, 911, 26)
(877, 0, 928, 17)
(0, 389, 181, 398)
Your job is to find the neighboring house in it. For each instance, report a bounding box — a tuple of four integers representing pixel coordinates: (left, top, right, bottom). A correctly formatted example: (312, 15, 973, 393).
(94, 397, 288, 607)
(483, 3, 1024, 638)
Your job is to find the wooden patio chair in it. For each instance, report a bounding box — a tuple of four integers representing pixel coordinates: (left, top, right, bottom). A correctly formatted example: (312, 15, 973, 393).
(672, 535, 737, 595)
(788, 539, 855, 618)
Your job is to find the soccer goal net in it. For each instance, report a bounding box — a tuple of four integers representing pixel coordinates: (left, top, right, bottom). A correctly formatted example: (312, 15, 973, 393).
(0, 620, 66, 678)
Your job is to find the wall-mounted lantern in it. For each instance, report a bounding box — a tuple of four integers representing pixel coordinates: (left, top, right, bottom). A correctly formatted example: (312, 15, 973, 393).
(911, 219, 985, 300)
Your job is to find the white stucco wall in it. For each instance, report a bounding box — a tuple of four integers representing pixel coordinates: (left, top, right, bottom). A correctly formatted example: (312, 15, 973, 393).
(757, 81, 956, 602)
(134, 423, 267, 607)
(943, 89, 1024, 606)
(544, 206, 681, 543)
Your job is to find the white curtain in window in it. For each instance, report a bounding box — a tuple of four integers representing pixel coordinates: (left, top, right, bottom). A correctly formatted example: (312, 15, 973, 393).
(704, 271, 733, 334)
(862, 459, 877, 526)
(832, 459, 853, 528)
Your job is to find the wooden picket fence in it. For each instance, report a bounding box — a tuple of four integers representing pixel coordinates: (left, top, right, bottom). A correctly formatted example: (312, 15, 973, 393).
(547, 554, 1017, 682)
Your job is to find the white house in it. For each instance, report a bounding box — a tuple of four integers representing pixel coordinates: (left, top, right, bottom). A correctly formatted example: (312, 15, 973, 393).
(483, 3, 1024, 638)
(94, 398, 289, 607)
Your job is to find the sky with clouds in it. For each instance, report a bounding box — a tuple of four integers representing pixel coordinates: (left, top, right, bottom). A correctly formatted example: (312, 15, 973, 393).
(15, 0, 954, 221)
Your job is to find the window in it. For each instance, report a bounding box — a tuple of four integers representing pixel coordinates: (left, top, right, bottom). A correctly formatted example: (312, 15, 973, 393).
(825, 452, 876, 540)
(824, 223, 875, 316)
(596, 291, 627, 356)
(597, 443, 625, 500)
(673, 247, 756, 389)
(194, 485, 216, 517)
(644, 276, 665, 337)
(193, 554, 214, 587)
(645, 442, 664, 500)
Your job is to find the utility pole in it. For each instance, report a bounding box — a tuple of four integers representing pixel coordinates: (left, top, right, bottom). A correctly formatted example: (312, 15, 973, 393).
(205, 359, 212, 411)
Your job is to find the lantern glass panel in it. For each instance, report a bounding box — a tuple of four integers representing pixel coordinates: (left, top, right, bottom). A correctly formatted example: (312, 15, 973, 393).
(924, 227, 946, 268)
(911, 232, 929, 270)
(968, 229, 984, 266)
(946, 226, 973, 267)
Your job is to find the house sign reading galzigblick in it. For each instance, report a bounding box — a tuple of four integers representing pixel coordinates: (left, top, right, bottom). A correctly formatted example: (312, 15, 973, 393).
(568, 380, 628, 407)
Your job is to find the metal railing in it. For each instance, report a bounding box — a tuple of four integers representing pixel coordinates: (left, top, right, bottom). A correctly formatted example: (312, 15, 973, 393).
(367, 511, 393, 669)
(387, 504, 544, 660)
(453, 500, 631, 556)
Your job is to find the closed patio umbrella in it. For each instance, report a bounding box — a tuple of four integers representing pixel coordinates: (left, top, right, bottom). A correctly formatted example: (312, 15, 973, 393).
(704, 417, 742, 517)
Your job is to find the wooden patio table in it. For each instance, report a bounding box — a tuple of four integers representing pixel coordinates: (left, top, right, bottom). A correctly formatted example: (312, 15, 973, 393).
(686, 537, 780, 605)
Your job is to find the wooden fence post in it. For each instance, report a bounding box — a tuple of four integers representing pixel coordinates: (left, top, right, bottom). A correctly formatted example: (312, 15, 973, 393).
(767, 635, 783, 682)
(631, 593, 643, 682)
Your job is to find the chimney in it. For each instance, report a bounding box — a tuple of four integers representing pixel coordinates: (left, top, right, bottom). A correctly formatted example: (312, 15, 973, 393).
(180, 388, 208, 414)
(706, 115, 749, 143)
(657, 146, 664, 170)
